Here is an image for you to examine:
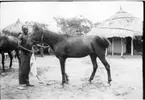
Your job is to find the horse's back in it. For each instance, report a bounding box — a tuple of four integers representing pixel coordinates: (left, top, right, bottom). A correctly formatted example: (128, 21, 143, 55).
(63, 35, 108, 49)
(66, 35, 110, 52)
(8, 36, 18, 45)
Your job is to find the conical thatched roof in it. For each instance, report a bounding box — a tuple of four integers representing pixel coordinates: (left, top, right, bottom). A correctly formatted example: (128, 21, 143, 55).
(88, 7, 143, 38)
(25, 21, 36, 35)
(2, 19, 24, 37)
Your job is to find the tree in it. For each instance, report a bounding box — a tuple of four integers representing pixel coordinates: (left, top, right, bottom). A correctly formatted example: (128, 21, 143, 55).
(53, 16, 93, 36)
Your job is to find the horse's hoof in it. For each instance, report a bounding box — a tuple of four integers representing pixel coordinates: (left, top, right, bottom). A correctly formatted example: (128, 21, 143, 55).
(61, 81, 65, 86)
(108, 80, 112, 85)
(61, 83, 65, 88)
(89, 80, 92, 84)
(106, 82, 111, 87)
(65, 79, 69, 84)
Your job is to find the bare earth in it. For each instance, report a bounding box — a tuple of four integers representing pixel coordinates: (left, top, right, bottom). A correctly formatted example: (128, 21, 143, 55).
(0, 55, 142, 99)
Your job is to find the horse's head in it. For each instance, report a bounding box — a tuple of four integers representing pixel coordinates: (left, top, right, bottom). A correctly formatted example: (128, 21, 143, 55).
(27, 24, 44, 46)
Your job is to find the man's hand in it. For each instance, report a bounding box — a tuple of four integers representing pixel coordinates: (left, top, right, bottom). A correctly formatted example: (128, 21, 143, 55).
(36, 44, 49, 49)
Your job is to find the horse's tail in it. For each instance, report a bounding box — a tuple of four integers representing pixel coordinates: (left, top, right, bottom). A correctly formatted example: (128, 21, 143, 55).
(102, 37, 111, 48)
(95, 36, 111, 49)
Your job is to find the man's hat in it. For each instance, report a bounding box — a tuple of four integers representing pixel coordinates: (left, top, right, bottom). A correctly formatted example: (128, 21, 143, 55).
(22, 25, 28, 30)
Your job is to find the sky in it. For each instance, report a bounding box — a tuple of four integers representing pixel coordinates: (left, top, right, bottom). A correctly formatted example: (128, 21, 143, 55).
(0, 1, 143, 30)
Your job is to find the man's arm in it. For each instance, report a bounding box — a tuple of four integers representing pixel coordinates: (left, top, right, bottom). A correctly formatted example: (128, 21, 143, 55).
(18, 34, 23, 44)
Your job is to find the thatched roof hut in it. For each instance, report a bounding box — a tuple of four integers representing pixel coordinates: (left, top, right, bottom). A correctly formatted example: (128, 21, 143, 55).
(88, 7, 142, 37)
(1, 20, 48, 37)
(88, 7, 143, 56)
(2, 19, 24, 37)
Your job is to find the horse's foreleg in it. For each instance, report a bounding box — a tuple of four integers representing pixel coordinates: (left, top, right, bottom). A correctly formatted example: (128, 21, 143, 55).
(59, 57, 66, 86)
(98, 55, 112, 85)
(2, 53, 5, 72)
(89, 54, 98, 83)
(8, 51, 13, 69)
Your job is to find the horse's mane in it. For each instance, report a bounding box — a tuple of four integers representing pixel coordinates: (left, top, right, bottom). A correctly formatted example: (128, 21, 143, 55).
(33, 23, 71, 38)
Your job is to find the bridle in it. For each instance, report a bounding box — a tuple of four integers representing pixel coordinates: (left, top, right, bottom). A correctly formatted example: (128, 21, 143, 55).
(18, 26, 44, 54)
(33, 31, 48, 49)
(38, 32, 50, 49)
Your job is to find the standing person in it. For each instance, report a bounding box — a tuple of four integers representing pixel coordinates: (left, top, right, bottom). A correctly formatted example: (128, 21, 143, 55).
(17, 25, 34, 90)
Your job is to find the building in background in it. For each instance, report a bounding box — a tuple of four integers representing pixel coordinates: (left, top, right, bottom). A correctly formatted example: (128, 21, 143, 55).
(88, 7, 143, 56)
(2, 19, 24, 37)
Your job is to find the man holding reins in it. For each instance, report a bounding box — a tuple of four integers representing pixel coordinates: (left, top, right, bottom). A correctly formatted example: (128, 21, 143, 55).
(17, 25, 34, 90)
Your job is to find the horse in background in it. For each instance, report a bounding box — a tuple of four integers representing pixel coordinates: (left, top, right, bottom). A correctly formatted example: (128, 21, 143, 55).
(0, 35, 20, 72)
(28, 24, 112, 86)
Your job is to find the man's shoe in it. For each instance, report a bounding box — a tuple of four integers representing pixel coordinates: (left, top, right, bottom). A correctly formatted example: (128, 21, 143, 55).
(17, 84, 26, 90)
(26, 83, 34, 87)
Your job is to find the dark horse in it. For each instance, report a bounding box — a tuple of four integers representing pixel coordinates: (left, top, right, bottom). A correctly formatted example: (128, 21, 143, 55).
(28, 24, 112, 85)
(0, 35, 20, 72)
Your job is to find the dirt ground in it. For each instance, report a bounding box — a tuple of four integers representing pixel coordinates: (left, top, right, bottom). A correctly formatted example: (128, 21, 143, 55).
(0, 55, 143, 99)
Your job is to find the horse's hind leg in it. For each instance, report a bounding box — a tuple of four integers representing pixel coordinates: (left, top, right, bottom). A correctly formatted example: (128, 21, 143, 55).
(2, 53, 5, 72)
(89, 54, 98, 83)
(98, 54, 112, 85)
(8, 51, 13, 69)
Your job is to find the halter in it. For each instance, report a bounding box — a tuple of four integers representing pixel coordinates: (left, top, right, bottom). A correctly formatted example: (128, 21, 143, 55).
(37, 32, 50, 49)
(31, 28, 49, 49)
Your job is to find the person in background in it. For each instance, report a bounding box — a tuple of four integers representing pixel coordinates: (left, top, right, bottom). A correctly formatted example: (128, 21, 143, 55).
(17, 25, 34, 90)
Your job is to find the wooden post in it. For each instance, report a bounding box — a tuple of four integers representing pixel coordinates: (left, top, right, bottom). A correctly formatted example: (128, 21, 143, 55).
(131, 37, 134, 56)
(121, 38, 124, 57)
(112, 38, 114, 56)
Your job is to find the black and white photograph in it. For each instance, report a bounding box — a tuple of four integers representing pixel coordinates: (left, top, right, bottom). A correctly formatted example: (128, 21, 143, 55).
(0, 1, 143, 99)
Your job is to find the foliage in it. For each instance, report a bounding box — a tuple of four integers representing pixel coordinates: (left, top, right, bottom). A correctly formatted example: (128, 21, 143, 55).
(25, 21, 48, 30)
(53, 16, 93, 36)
